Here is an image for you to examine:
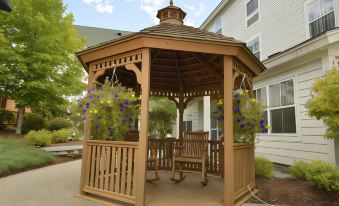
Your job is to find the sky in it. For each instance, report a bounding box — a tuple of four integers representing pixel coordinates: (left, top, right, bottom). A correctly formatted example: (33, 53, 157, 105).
(63, 0, 222, 32)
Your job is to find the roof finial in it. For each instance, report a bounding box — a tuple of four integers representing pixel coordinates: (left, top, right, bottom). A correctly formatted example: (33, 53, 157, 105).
(170, 0, 173, 6)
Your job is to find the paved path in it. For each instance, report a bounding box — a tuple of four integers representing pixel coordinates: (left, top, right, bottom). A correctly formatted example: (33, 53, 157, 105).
(42, 145, 83, 152)
(0, 160, 261, 206)
(0, 160, 101, 206)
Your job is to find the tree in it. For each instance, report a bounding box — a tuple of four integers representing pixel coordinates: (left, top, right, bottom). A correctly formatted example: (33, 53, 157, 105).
(149, 97, 177, 138)
(0, 0, 85, 134)
(306, 69, 339, 139)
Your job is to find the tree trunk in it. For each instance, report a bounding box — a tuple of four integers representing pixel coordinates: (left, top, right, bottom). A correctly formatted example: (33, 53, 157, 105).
(16, 106, 25, 134)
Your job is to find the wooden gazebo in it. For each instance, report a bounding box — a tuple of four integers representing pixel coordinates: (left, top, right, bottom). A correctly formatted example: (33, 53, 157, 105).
(76, 1, 265, 206)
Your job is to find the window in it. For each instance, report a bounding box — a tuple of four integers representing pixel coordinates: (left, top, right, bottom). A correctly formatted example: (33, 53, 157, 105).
(255, 79, 296, 134)
(307, 0, 336, 38)
(211, 119, 219, 140)
(214, 18, 222, 34)
(246, 0, 259, 27)
(183, 121, 192, 132)
(247, 36, 260, 60)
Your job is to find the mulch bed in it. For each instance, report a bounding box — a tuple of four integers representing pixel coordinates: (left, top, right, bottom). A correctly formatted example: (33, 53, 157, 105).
(0, 156, 81, 178)
(248, 177, 339, 206)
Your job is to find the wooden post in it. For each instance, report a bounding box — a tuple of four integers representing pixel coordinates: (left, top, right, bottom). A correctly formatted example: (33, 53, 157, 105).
(223, 56, 234, 206)
(79, 64, 95, 193)
(136, 48, 151, 206)
(178, 96, 184, 141)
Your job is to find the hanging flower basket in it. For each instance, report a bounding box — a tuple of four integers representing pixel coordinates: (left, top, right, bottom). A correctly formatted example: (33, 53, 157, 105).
(78, 79, 140, 141)
(212, 89, 268, 143)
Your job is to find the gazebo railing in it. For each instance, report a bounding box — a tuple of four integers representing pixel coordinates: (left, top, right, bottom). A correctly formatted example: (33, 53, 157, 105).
(147, 138, 224, 176)
(82, 140, 138, 205)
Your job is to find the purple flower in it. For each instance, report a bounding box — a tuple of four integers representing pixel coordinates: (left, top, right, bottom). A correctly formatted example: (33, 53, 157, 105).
(240, 124, 245, 129)
(128, 125, 132, 129)
(233, 94, 240, 98)
(129, 118, 133, 122)
(125, 99, 129, 105)
(234, 107, 240, 113)
(114, 94, 119, 98)
(260, 120, 265, 125)
(236, 118, 241, 123)
(246, 122, 251, 126)
(122, 119, 127, 124)
(235, 99, 241, 104)
(120, 108, 123, 112)
(86, 102, 90, 109)
(212, 111, 218, 114)
(83, 109, 87, 113)
(95, 125, 99, 129)
(90, 96, 93, 99)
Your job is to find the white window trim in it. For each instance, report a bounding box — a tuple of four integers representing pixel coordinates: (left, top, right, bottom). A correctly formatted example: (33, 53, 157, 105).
(245, 0, 260, 29)
(254, 77, 298, 136)
(214, 17, 223, 34)
(304, 0, 337, 39)
(246, 33, 261, 61)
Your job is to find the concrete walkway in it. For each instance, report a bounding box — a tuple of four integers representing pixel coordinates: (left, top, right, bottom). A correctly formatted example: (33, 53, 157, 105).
(42, 145, 83, 152)
(0, 160, 261, 206)
(0, 160, 100, 206)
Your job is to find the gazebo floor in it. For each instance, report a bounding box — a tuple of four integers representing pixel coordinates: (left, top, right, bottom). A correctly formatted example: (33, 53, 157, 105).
(145, 171, 224, 206)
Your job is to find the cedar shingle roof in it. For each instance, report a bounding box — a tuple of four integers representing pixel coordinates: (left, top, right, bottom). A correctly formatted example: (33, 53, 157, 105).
(140, 23, 243, 44)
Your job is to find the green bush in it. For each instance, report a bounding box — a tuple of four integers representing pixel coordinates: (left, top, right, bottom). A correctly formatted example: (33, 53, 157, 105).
(51, 128, 71, 143)
(21, 113, 46, 134)
(69, 127, 81, 141)
(24, 130, 52, 147)
(48, 117, 71, 131)
(0, 109, 14, 130)
(290, 160, 339, 192)
(255, 156, 274, 178)
(289, 161, 310, 180)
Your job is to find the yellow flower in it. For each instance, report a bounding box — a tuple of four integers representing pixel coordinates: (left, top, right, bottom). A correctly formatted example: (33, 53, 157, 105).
(89, 110, 93, 114)
(107, 100, 111, 104)
(77, 113, 80, 116)
(239, 90, 244, 95)
(251, 99, 257, 103)
(94, 110, 98, 114)
(100, 101, 104, 104)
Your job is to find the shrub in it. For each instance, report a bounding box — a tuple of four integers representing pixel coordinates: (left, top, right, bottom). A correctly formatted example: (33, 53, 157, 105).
(0, 109, 14, 130)
(24, 130, 52, 147)
(255, 156, 274, 178)
(48, 117, 71, 131)
(51, 128, 72, 143)
(290, 160, 339, 192)
(69, 127, 82, 141)
(21, 113, 46, 134)
(289, 161, 310, 180)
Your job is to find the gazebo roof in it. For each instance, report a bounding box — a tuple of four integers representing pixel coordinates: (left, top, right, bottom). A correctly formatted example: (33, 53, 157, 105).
(76, 1, 266, 98)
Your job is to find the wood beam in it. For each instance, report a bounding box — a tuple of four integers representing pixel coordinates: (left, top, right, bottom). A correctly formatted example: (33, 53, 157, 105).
(193, 53, 223, 82)
(224, 56, 234, 206)
(125, 63, 142, 84)
(136, 48, 150, 206)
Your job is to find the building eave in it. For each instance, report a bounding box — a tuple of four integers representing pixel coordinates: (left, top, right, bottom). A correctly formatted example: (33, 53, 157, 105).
(262, 28, 339, 69)
(200, 0, 231, 30)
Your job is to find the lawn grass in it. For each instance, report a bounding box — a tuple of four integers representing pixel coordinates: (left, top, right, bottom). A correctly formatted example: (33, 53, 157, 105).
(0, 139, 54, 176)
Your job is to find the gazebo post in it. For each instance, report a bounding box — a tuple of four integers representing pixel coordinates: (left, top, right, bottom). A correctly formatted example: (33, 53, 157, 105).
(223, 56, 234, 206)
(136, 48, 151, 206)
(79, 66, 95, 193)
(178, 96, 184, 141)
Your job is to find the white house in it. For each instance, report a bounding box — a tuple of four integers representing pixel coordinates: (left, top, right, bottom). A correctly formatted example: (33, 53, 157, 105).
(176, 0, 339, 166)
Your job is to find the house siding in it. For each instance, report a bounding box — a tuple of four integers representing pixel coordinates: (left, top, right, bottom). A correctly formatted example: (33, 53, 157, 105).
(254, 59, 334, 165)
(206, 0, 339, 61)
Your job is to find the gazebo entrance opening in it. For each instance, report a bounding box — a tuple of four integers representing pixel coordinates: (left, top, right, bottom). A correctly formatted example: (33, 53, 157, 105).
(76, 2, 265, 206)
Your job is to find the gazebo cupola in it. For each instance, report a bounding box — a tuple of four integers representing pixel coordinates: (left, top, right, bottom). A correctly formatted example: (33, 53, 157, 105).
(156, 0, 186, 25)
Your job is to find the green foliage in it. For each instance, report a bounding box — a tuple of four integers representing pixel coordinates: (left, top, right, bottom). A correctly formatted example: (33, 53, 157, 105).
(69, 127, 81, 141)
(255, 156, 274, 178)
(69, 101, 84, 136)
(24, 130, 52, 147)
(0, 139, 54, 176)
(290, 160, 339, 192)
(0, 108, 14, 130)
(306, 69, 339, 139)
(0, 0, 86, 133)
(51, 128, 71, 143)
(48, 117, 71, 131)
(77, 80, 140, 141)
(212, 90, 268, 143)
(149, 97, 176, 138)
(21, 113, 46, 134)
